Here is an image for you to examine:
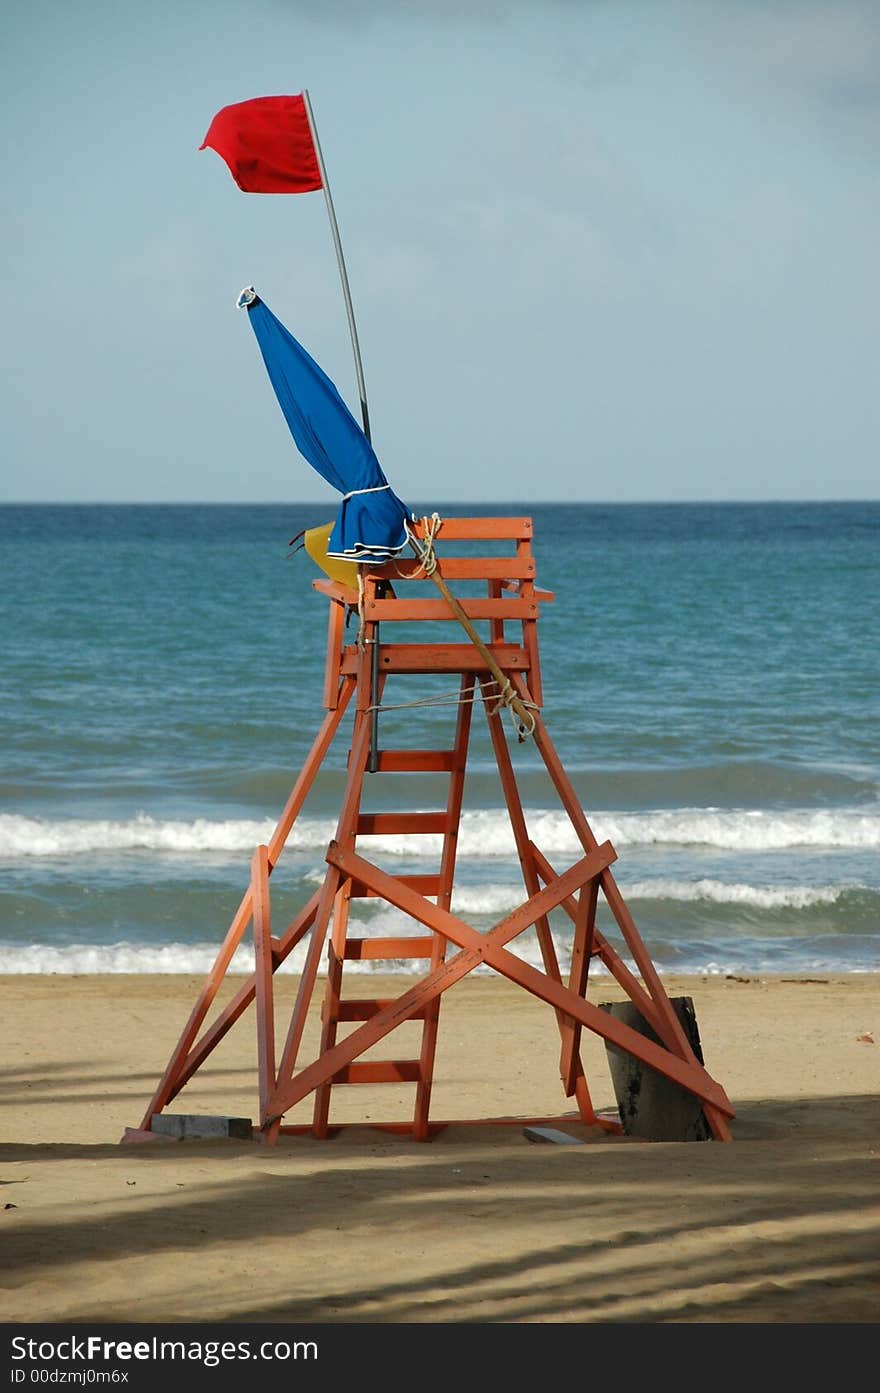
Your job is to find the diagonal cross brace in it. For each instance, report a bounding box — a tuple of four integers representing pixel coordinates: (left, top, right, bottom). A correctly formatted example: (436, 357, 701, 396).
(333, 847, 734, 1119)
(267, 840, 734, 1125)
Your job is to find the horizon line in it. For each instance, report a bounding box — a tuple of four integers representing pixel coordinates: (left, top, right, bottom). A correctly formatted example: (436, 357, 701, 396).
(2, 498, 878, 508)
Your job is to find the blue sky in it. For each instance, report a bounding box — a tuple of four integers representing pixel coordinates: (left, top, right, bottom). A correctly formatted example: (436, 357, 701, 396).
(2, 1, 878, 503)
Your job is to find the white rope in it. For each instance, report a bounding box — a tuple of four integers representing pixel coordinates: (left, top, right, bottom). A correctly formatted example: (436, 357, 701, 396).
(364, 678, 539, 727)
(355, 569, 367, 651)
(485, 676, 514, 717)
(477, 675, 538, 742)
(399, 512, 442, 578)
(342, 483, 391, 501)
(365, 677, 506, 716)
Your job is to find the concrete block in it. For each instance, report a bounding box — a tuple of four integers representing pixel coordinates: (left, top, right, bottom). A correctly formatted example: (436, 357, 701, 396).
(599, 996, 712, 1142)
(523, 1126, 584, 1145)
(150, 1114, 253, 1141)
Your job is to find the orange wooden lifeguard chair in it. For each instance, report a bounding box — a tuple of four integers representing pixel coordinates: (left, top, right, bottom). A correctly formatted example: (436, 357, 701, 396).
(129, 515, 734, 1144)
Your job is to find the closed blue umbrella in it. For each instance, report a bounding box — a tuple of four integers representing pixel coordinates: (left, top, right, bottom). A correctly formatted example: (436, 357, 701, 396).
(237, 287, 410, 562)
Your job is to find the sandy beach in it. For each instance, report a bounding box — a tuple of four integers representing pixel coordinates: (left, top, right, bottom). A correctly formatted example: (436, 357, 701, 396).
(1, 970, 878, 1325)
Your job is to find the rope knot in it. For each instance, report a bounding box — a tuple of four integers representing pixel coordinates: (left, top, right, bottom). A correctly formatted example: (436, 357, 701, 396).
(355, 570, 367, 651)
(404, 512, 442, 579)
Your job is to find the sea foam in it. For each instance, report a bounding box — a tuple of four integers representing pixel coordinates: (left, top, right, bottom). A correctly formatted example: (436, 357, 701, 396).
(3, 807, 879, 858)
(451, 879, 847, 914)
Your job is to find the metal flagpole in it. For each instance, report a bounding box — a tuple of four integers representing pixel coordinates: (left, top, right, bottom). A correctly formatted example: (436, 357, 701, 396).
(302, 89, 381, 771)
(302, 89, 371, 444)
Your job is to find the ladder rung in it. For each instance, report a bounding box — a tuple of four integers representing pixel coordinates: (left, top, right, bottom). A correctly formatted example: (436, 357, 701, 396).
(357, 812, 447, 836)
(364, 597, 539, 622)
(341, 643, 529, 675)
(372, 749, 455, 772)
(334, 999, 430, 1022)
(344, 937, 436, 960)
(350, 874, 442, 898)
(332, 1060, 422, 1085)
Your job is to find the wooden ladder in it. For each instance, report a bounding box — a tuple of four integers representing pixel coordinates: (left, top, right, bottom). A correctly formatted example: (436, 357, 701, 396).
(311, 678, 475, 1140)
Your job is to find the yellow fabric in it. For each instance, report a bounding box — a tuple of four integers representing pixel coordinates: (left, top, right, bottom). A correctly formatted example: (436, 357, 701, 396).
(303, 522, 360, 586)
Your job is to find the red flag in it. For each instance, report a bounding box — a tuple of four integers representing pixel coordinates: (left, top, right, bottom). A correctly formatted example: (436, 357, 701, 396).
(199, 94, 322, 194)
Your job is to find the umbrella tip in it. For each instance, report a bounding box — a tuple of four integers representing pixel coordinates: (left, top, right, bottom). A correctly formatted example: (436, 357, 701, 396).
(236, 286, 259, 310)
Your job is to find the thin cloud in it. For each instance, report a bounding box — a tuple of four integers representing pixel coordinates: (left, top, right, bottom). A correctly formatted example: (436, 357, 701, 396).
(715, 1, 880, 100)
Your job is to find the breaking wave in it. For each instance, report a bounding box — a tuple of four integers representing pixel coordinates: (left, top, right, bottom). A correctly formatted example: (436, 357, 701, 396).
(451, 879, 848, 914)
(3, 806, 879, 859)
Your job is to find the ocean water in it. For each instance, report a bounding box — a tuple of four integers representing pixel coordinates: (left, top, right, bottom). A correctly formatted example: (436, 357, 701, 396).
(1, 501, 877, 978)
